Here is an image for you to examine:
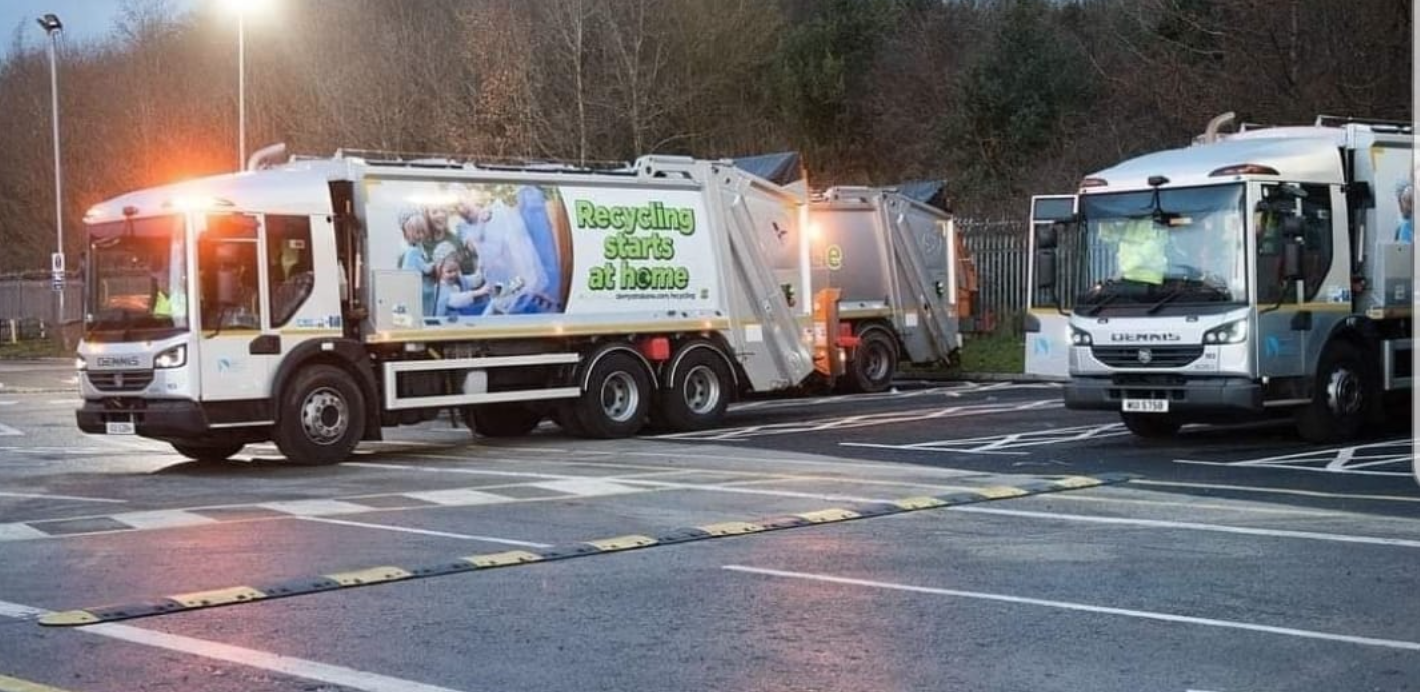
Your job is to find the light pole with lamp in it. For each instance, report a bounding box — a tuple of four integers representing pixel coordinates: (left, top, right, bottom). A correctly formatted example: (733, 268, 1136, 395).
(37, 13, 65, 346)
(225, 0, 272, 170)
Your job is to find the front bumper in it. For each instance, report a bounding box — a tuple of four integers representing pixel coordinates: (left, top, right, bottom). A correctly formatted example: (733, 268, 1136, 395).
(1064, 376, 1263, 414)
(76, 399, 210, 439)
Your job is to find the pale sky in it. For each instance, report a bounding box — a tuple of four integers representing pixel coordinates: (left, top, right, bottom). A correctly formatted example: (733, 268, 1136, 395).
(1, 0, 197, 60)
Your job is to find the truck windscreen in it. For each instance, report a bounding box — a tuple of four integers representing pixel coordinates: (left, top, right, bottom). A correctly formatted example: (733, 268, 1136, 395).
(1074, 184, 1247, 315)
(85, 215, 189, 340)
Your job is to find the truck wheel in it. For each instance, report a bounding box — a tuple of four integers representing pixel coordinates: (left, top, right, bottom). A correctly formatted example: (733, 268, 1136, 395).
(471, 404, 543, 438)
(570, 351, 651, 438)
(170, 440, 245, 463)
(1295, 342, 1370, 443)
(841, 329, 897, 394)
(656, 344, 732, 432)
(1120, 412, 1181, 439)
(274, 364, 365, 465)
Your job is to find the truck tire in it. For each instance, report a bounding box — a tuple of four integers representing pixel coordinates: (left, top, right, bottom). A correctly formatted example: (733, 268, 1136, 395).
(655, 343, 732, 432)
(1120, 412, 1181, 439)
(470, 404, 543, 438)
(274, 364, 365, 465)
(1295, 341, 1370, 443)
(841, 329, 897, 394)
(569, 351, 651, 439)
(170, 440, 245, 463)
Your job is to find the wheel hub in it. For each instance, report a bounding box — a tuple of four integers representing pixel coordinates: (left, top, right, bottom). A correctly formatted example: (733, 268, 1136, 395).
(1325, 367, 1362, 417)
(600, 372, 640, 423)
(683, 365, 722, 415)
(301, 388, 349, 445)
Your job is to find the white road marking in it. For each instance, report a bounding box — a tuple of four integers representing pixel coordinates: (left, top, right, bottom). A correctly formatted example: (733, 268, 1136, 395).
(532, 478, 644, 496)
(842, 422, 1128, 455)
(627, 479, 884, 503)
(403, 488, 509, 506)
(1132, 479, 1420, 503)
(1175, 439, 1414, 477)
(0, 599, 469, 692)
(351, 460, 596, 481)
(656, 399, 1062, 441)
(259, 499, 373, 516)
(0, 491, 126, 504)
(297, 517, 552, 547)
(0, 401, 16, 406)
(109, 510, 218, 531)
(724, 565, 1420, 652)
(0, 423, 23, 436)
(949, 506, 1420, 549)
(0, 524, 49, 541)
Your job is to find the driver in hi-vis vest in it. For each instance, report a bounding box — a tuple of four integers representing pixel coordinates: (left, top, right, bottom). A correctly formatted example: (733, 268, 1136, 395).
(1104, 218, 1167, 285)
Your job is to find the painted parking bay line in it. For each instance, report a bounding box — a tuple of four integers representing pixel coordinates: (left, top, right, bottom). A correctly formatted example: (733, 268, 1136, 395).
(723, 565, 1420, 652)
(0, 599, 467, 692)
(39, 474, 1130, 626)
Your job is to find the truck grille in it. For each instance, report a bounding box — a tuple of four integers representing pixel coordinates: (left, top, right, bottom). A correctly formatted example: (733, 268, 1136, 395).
(87, 370, 154, 392)
(1091, 345, 1203, 368)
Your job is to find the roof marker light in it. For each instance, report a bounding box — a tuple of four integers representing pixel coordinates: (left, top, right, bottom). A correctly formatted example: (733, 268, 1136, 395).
(1210, 163, 1279, 177)
(1079, 177, 1109, 189)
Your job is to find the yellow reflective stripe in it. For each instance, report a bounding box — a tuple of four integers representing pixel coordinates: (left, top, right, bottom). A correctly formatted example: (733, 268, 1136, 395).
(37, 610, 99, 627)
(974, 485, 1030, 500)
(323, 567, 413, 586)
(463, 550, 544, 568)
(170, 586, 267, 608)
(795, 508, 861, 523)
(893, 496, 949, 510)
(698, 521, 763, 536)
(1051, 476, 1103, 490)
(586, 535, 658, 551)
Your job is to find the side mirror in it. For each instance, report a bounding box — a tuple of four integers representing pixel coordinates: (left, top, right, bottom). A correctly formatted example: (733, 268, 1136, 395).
(1035, 249, 1056, 289)
(1282, 239, 1304, 281)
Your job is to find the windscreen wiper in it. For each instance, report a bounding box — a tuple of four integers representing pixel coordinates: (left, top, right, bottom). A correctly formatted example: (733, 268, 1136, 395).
(1145, 285, 1189, 314)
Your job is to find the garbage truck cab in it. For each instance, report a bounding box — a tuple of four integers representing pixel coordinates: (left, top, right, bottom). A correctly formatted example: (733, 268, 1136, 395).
(1031, 115, 1413, 442)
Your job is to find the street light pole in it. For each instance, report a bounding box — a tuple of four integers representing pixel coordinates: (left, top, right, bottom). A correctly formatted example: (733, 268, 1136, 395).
(37, 14, 64, 346)
(237, 10, 245, 169)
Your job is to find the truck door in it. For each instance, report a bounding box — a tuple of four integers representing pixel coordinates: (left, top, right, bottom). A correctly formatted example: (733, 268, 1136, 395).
(1025, 195, 1078, 378)
(197, 214, 277, 405)
(1253, 183, 1332, 382)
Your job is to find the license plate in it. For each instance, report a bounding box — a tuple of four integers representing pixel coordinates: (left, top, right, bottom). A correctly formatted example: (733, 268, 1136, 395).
(105, 421, 136, 435)
(1122, 399, 1169, 413)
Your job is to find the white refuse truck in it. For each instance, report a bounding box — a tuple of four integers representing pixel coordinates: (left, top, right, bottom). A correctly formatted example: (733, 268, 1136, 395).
(76, 152, 820, 464)
(1029, 114, 1413, 442)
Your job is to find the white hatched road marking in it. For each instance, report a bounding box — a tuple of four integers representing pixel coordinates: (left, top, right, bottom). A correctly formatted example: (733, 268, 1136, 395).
(657, 399, 1062, 441)
(532, 478, 645, 496)
(0, 524, 49, 541)
(297, 517, 552, 547)
(403, 488, 509, 506)
(108, 510, 218, 530)
(1175, 439, 1414, 477)
(0, 599, 469, 692)
(728, 382, 1061, 412)
(259, 499, 374, 516)
(841, 422, 1128, 455)
(0, 423, 23, 436)
(0, 491, 125, 504)
(724, 566, 1420, 652)
(951, 506, 1420, 549)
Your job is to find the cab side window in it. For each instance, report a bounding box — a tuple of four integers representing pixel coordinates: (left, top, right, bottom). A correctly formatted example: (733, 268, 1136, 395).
(201, 215, 262, 330)
(266, 215, 314, 328)
(1255, 184, 1332, 304)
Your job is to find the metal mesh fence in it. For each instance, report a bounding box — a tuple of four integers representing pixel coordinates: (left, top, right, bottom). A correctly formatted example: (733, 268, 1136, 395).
(0, 272, 83, 341)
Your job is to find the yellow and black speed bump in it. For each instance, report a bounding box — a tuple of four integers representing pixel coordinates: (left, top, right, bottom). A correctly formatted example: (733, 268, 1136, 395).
(38, 473, 1129, 627)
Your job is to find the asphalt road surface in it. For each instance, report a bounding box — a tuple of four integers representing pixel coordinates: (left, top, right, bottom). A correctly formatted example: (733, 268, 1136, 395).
(0, 363, 1416, 692)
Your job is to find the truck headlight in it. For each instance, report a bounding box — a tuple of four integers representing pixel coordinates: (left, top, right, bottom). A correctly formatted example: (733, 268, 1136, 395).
(1203, 319, 1248, 344)
(1070, 327, 1093, 346)
(154, 345, 187, 369)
